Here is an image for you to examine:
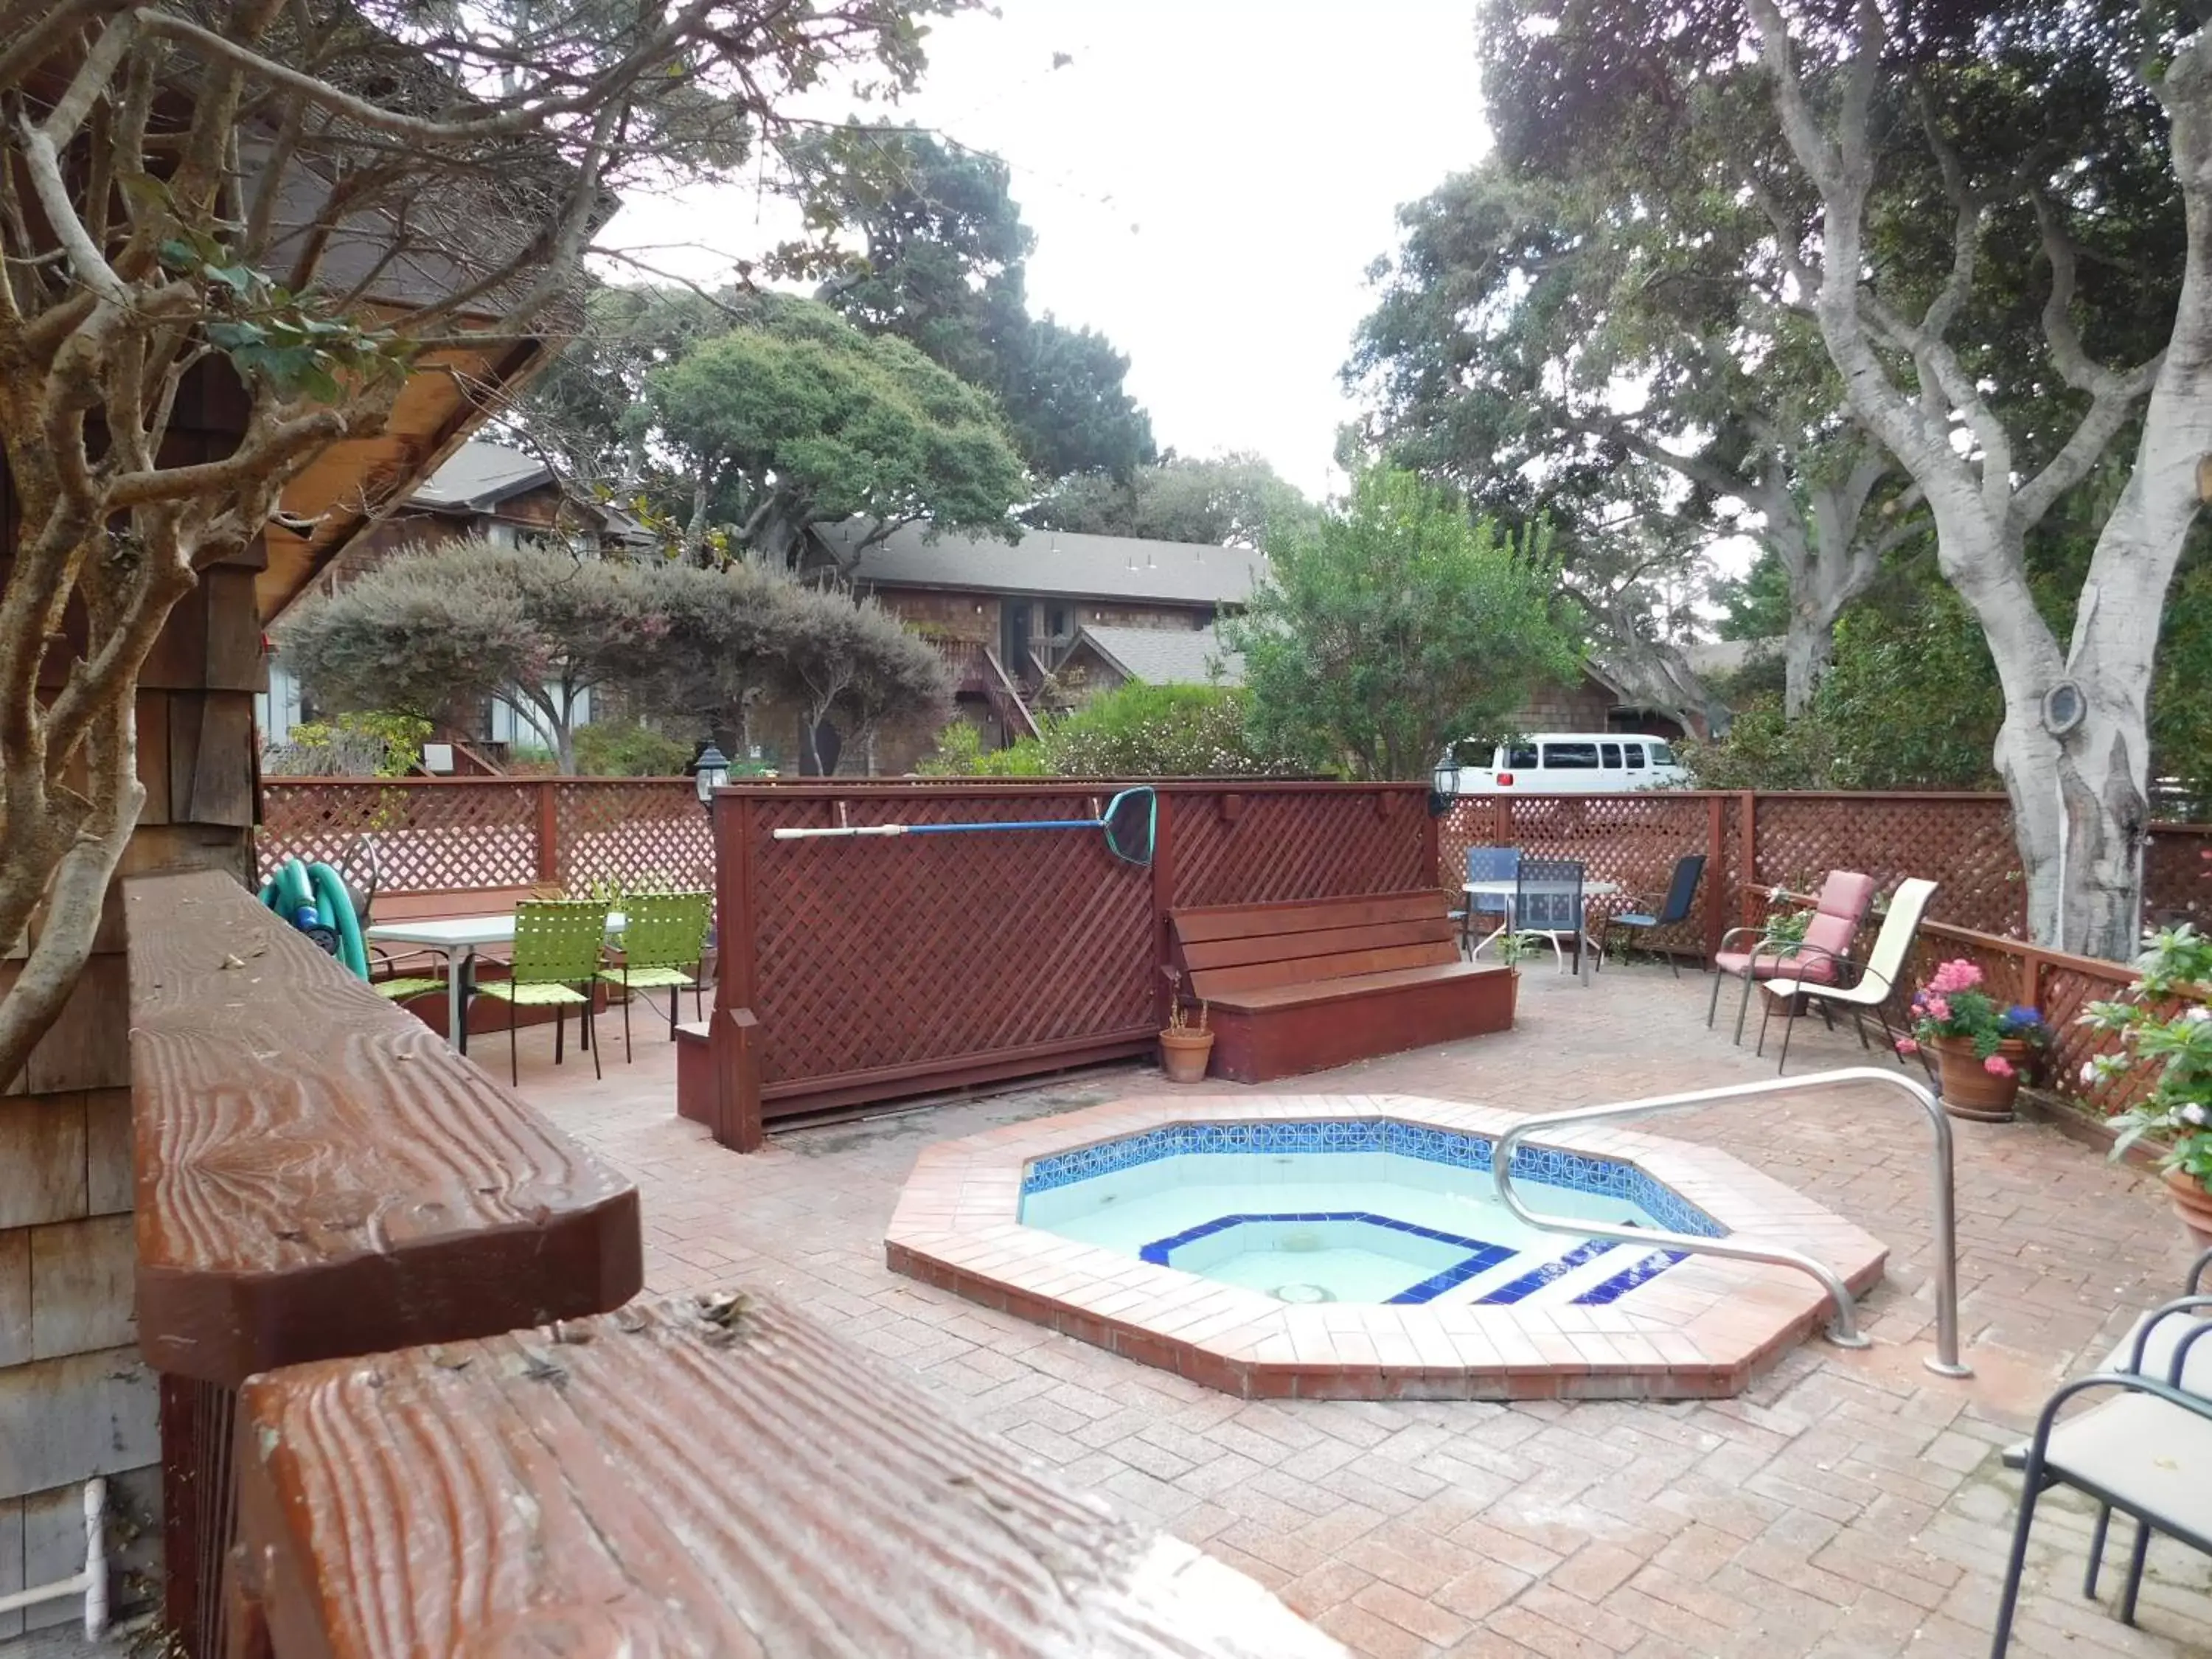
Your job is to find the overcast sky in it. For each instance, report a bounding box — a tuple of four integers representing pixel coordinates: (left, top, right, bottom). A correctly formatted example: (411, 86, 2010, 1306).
(602, 1, 1493, 501)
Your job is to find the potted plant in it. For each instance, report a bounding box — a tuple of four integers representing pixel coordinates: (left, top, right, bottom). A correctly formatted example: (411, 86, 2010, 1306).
(1158, 967, 1213, 1084)
(1896, 958, 2047, 1121)
(2082, 925, 2212, 1245)
(1493, 930, 1543, 1018)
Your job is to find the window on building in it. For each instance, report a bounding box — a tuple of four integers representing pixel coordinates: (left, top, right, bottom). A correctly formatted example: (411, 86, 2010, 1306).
(1543, 742, 1601, 770)
(1048, 606, 1070, 639)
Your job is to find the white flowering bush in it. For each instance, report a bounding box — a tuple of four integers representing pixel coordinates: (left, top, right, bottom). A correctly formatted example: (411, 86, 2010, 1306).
(2083, 925, 2212, 1192)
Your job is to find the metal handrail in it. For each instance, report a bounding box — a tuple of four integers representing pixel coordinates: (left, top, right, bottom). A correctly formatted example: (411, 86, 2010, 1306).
(1492, 1066, 1972, 1378)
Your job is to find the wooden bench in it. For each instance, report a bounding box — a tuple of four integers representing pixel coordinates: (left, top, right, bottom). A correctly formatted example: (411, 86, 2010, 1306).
(226, 1292, 1342, 1658)
(1169, 892, 1516, 1082)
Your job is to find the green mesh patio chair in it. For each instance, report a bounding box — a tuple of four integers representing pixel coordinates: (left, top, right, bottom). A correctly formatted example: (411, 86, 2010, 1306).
(597, 889, 713, 1062)
(474, 900, 611, 1086)
(367, 945, 448, 1009)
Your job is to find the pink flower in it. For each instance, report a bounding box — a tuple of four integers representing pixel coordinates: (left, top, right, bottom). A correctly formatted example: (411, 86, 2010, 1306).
(1894, 1037, 1920, 1055)
(1927, 959, 1984, 995)
(1926, 997, 1950, 1022)
(1983, 1055, 2015, 1078)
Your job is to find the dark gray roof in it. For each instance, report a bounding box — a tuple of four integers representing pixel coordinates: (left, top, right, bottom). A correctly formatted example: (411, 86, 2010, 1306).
(1073, 625, 1245, 687)
(408, 440, 550, 510)
(818, 520, 1263, 606)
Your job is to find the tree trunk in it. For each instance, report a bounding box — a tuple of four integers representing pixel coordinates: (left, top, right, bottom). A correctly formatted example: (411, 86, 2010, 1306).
(1781, 617, 1833, 717)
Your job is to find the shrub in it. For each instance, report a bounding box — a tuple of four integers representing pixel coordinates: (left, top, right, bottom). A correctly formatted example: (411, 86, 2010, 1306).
(574, 721, 695, 777)
(262, 712, 431, 777)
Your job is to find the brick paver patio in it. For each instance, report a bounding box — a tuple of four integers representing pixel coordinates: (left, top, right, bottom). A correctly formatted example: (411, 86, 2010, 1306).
(524, 965, 2212, 1658)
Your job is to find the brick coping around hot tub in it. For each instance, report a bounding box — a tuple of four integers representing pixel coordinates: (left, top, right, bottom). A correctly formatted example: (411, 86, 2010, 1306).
(883, 1093, 1888, 1402)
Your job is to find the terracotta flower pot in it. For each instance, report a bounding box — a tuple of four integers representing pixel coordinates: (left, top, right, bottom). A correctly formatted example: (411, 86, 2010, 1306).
(1159, 1028, 1214, 1084)
(1931, 1035, 2028, 1122)
(2167, 1170, 2212, 1248)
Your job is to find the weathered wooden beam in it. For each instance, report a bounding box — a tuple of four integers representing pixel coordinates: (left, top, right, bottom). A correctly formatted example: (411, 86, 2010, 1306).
(125, 869, 642, 1387)
(229, 1292, 1345, 1659)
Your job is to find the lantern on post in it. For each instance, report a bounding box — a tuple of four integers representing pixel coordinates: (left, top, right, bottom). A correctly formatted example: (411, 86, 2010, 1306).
(693, 743, 730, 815)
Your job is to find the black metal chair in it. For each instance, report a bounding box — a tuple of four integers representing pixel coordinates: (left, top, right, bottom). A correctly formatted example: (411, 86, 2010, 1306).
(1989, 1247, 2212, 1655)
(1599, 853, 1705, 976)
(1514, 857, 1587, 978)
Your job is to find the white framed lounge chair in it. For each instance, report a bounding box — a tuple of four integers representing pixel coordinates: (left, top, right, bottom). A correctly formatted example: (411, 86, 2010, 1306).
(1754, 877, 1938, 1076)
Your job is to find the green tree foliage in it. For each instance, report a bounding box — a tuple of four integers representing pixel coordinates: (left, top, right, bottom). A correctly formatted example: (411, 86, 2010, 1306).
(782, 125, 1155, 480)
(636, 560, 951, 775)
(277, 541, 669, 774)
(262, 712, 434, 779)
(919, 683, 1294, 778)
(630, 293, 1029, 565)
(572, 721, 697, 778)
(1222, 470, 1582, 780)
(1023, 454, 1319, 549)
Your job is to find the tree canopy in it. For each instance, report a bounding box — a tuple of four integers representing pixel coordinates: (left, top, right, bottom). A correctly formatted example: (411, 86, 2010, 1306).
(0, 0, 963, 1079)
(1023, 453, 1319, 549)
(627, 293, 1030, 565)
(782, 124, 1157, 480)
(276, 542, 671, 773)
(279, 543, 951, 776)
(1223, 469, 1582, 781)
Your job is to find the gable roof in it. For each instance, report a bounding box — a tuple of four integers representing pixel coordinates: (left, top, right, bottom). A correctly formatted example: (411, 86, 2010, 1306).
(1071, 625, 1245, 687)
(406, 439, 552, 511)
(817, 519, 1263, 607)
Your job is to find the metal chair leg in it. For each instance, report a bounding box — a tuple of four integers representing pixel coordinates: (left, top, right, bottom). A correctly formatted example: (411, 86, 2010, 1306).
(1776, 998, 1796, 1075)
(1851, 1007, 1871, 1051)
(1733, 973, 1758, 1046)
(1988, 1477, 2042, 1658)
(620, 970, 633, 1064)
(1706, 966, 1726, 1027)
(554, 1004, 565, 1066)
(2084, 1504, 2112, 1598)
(509, 997, 519, 1088)
(1756, 988, 1775, 1057)
(588, 995, 602, 1081)
(2119, 1520, 2151, 1624)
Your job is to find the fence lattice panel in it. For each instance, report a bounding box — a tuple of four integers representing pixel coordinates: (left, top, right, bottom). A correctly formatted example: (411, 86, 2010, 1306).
(1755, 796, 2024, 933)
(2146, 826, 2212, 928)
(1172, 788, 1427, 908)
(259, 782, 540, 891)
(745, 790, 1155, 1093)
(554, 782, 711, 893)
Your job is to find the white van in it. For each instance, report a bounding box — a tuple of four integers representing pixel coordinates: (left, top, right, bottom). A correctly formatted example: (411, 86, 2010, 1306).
(1439, 733, 1690, 794)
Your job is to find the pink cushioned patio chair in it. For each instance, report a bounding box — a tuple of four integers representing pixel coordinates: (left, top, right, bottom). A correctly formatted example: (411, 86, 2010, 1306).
(1705, 869, 1877, 1046)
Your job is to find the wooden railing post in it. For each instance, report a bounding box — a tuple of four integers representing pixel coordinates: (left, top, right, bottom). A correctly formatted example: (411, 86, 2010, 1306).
(1705, 794, 1728, 962)
(1150, 788, 1180, 1026)
(535, 779, 560, 886)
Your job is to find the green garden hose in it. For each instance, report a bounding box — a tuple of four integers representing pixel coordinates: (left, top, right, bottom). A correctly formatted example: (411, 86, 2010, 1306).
(258, 856, 369, 980)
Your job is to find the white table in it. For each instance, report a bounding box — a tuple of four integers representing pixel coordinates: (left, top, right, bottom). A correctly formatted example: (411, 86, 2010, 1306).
(1462, 880, 1620, 984)
(366, 911, 625, 1051)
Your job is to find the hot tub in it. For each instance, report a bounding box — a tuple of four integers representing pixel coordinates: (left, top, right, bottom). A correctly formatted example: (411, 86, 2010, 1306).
(886, 1096, 1888, 1401)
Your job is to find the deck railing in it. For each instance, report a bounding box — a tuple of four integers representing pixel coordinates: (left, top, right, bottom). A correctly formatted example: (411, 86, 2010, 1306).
(125, 869, 644, 1655)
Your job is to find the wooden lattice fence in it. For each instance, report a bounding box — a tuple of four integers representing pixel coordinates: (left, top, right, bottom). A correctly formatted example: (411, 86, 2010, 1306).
(710, 782, 1436, 1124)
(258, 777, 707, 898)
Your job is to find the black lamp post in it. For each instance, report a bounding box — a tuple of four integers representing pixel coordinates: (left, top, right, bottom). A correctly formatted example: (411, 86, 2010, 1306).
(693, 742, 730, 815)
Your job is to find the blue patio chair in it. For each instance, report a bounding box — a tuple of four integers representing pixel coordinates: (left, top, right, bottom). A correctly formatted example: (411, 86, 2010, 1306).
(1599, 853, 1705, 977)
(1514, 857, 1587, 977)
(1458, 846, 1520, 958)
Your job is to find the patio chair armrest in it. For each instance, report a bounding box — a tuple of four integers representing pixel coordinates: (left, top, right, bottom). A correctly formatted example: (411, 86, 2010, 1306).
(2190, 1246, 2212, 1297)
(1772, 942, 1884, 992)
(1714, 924, 1777, 953)
(2125, 1294, 2212, 1376)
